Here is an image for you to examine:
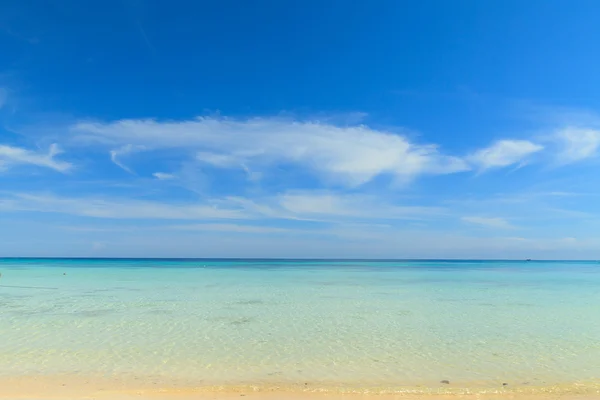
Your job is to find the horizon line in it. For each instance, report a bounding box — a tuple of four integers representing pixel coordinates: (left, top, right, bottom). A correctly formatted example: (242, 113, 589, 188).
(1, 257, 598, 262)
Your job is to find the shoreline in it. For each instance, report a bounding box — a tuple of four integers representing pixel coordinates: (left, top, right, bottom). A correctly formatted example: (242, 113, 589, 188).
(3, 260, 600, 399)
(1, 376, 599, 400)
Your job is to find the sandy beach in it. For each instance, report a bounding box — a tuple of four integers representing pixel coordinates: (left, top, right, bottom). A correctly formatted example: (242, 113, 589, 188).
(1, 376, 599, 400)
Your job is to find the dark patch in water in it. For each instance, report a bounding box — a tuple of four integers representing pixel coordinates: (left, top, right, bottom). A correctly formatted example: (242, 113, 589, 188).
(0, 284, 58, 290)
(113, 286, 143, 292)
(234, 299, 265, 306)
(87, 289, 113, 293)
(230, 317, 255, 325)
(316, 281, 338, 286)
(509, 302, 535, 307)
(69, 309, 118, 317)
(320, 295, 353, 300)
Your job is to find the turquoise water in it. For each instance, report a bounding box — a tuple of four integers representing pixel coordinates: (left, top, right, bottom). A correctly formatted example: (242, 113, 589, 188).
(1, 259, 600, 393)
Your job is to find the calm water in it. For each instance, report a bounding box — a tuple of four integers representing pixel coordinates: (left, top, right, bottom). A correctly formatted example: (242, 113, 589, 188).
(1, 259, 599, 393)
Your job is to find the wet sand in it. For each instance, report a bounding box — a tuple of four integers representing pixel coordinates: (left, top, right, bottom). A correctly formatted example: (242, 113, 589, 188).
(0, 376, 599, 400)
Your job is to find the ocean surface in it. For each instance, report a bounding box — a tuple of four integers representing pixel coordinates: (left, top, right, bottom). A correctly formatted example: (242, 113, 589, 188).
(1, 258, 600, 395)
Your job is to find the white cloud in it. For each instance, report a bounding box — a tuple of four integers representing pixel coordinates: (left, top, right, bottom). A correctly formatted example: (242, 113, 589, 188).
(167, 221, 398, 239)
(0, 143, 71, 172)
(109, 144, 145, 174)
(0, 193, 250, 220)
(0, 191, 446, 225)
(167, 223, 296, 234)
(277, 192, 445, 220)
(59, 221, 392, 238)
(461, 216, 515, 229)
(196, 151, 240, 167)
(468, 140, 543, 170)
(554, 127, 600, 164)
(70, 117, 470, 186)
(153, 172, 175, 180)
(196, 152, 261, 181)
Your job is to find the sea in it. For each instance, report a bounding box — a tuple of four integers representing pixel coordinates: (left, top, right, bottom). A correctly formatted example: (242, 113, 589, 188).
(1, 258, 599, 395)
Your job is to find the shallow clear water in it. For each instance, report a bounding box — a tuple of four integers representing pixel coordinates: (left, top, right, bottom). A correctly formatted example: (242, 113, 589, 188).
(1, 259, 599, 392)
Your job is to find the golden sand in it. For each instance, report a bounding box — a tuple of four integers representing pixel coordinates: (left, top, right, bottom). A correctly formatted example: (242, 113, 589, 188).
(0, 376, 599, 400)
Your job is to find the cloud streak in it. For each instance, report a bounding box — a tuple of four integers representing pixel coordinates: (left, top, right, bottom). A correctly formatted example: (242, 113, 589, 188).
(167, 223, 300, 234)
(554, 127, 600, 164)
(0, 191, 447, 224)
(153, 172, 175, 180)
(71, 116, 470, 186)
(468, 140, 543, 170)
(0, 144, 71, 172)
(109, 144, 145, 174)
(0, 193, 248, 220)
(461, 216, 515, 229)
(277, 192, 445, 220)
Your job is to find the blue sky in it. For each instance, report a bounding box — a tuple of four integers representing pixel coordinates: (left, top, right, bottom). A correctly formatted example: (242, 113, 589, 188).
(1, 0, 600, 258)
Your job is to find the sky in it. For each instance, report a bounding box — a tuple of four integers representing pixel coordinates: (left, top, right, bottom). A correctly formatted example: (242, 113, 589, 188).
(1, 0, 600, 259)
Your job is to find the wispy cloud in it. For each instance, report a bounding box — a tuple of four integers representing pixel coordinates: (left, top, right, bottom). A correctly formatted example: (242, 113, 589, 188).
(167, 223, 298, 234)
(461, 216, 515, 229)
(277, 192, 446, 220)
(153, 172, 175, 180)
(64, 114, 600, 189)
(0, 193, 249, 220)
(518, 104, 600, 165)
(70, 116, 470, 186)
(196, 151, 240, 167)
(59, 221, 392, 239)
(554, 127, 600, 164)
(468, 140, 543, 170)
(0, 191, 447, 224)
(109, 144, 145, 174)
(0, 144, 71, 172)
